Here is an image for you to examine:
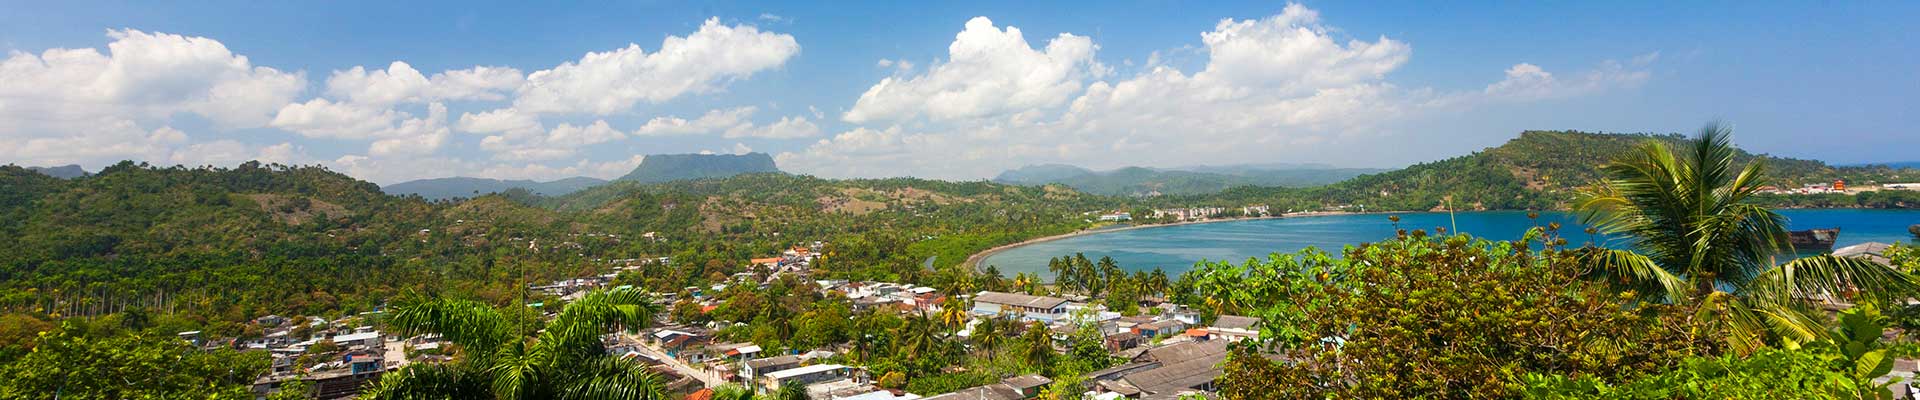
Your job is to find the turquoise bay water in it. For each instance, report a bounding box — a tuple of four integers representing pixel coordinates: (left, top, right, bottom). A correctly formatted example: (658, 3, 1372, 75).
(980, 209, 1920, 279)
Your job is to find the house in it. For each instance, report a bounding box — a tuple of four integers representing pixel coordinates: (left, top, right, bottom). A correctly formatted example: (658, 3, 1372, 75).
(835, 390, 924, 400)
(1098, 212, 1132, 222)
(331, 331, 382, 349)
(255, 314, 289, 327)
(1208, 315, 1261, 342)
(922, 375, 1052, 400)
(743, 354, 804, 384)
(1001, 374, 1053, 397)
(1131, 319, 1185, 338)
(721, 344, 763, 360)
(1154, 304, 1201, 325)
(972, 291, 1070, 319)
(1105, 331, 1143, 352)
(761, 364, 851, 394)
(1835, 242, 1895, 267)
(1091, 340, 1231, 398)
(651, 329, 713, 362)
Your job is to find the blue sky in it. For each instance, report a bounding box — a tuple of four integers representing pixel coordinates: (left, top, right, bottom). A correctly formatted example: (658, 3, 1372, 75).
(2, 1, 1914, 184)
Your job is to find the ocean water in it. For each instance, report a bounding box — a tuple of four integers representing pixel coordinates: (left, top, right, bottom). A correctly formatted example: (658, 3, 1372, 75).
(979, 209, 1920, 279)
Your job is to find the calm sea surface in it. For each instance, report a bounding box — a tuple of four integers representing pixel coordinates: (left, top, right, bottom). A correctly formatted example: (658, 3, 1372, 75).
(980, 209, 1920, 279)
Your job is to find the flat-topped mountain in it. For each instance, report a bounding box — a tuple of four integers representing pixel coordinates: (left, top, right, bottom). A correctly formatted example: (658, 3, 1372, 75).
(617, 152, 781, 183)
(22, 164, 90, 179)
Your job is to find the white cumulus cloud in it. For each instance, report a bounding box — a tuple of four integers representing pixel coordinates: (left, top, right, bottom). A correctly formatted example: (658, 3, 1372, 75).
(0, 29, 305, 167)
(842, 17, 1102, 123)
(507, 18, 800, 116)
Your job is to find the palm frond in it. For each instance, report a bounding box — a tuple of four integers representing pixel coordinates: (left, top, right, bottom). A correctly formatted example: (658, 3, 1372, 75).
(545, 287, 659, 358)
(385, 297, 513, 355)
(1743, 255, 1919, 306)
(487, 341, 549, 400)
(1578, 248, 1688, 303)
(361, 363, 486, 400)
(558, 358, 670, 400)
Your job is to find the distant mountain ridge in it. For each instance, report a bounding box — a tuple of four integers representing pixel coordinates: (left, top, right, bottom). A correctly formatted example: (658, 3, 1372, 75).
(383, 176, 608, 200)
(618, 152, 781, 183)
(993, 163, 1386, 196)
(22, 164, 89, 179)
(1203, 130, 1919, 211)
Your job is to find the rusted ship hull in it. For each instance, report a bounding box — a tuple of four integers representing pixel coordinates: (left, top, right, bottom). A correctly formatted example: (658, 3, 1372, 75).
(1788, 228, 1839, 252)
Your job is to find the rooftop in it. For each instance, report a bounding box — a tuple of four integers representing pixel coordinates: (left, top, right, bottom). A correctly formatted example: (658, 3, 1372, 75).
(1210, 315, 1260, 330)
(973, 291, 1068, 310)
(331, 332, 381, 343)
(764, 363, 847, 380)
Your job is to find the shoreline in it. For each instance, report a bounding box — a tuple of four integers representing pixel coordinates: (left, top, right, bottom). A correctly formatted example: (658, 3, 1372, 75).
(963, 210, 1387, 271)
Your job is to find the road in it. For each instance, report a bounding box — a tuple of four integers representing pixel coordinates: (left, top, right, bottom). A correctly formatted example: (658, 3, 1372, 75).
(623, 333, 726, 388)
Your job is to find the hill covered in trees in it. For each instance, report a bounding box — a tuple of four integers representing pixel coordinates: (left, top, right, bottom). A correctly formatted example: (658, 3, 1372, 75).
(0, 162, 1113, 334)
(382, 176, 607, 200)
(20, 164, 90, 179)
(617, 152, 781, 183)
(1189, 130, 1919, 211)
(993, 163, 1385, 196)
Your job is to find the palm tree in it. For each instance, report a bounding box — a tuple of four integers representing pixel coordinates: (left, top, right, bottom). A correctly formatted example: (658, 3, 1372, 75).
(971, 314, 1007, 357)
(1012, 272, 1038, 295)
(1575, 122, 1915, 352)
(710, 384, 756, 400)
(1047, 257, 1073, 295)
(362, 287, 669, 400)
(887, 311, 940, 361)
(936, 296, 973, 334)
(1145, 268, 1171, 297)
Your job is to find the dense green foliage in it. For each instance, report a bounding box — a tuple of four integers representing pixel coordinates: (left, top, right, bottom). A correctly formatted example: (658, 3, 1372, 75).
(1201, 229, 1716, 398)
(1183, 130, 1919, 212)
(1574, 124, 1915, 352)
(994, 164, 1384, 196)
(383, 176, 608, 200)
(0, 322, 267, 399)
(364, 287, 668, 400)
(0, 162, 1108, 337)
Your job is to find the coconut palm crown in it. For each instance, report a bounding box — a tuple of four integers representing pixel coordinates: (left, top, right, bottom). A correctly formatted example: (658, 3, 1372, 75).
(1574, 122, 1915, 352)
(362, 287, 668, 400)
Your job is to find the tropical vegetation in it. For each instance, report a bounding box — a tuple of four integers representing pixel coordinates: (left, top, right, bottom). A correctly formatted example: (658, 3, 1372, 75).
(363, 287, 668, 400)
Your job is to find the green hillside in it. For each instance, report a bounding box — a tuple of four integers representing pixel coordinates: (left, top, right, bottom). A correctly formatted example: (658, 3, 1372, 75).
(382, 176, 608, 200)
(0, 162, 1112, 331)
(994, 164, 1385, 196)
(1193, 130, 1919, 211)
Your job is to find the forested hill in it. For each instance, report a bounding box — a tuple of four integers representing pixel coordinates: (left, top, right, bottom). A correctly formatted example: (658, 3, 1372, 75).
(22, 164, 90, 179)
(617, 152, 781, 183)
(383, 176, 607, 200)
(0, 162, 1114, 331)
(1194, 130, 1917, 211)
(993, 164, 1386, 196)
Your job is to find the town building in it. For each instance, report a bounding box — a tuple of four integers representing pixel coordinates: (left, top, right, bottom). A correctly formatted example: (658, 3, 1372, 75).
(971, 291, 1071, 320)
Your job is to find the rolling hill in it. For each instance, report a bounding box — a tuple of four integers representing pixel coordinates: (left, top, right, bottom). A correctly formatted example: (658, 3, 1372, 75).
(1198, 130, 1918, 211)
(21, 164, 89, 179)
(994, 164, 1386, 196)
(383, 176, 608, 200)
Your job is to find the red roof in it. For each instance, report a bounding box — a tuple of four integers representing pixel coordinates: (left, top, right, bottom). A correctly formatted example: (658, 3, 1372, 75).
(1186, 328, 1210, 337)
(686, 388, 714, 400)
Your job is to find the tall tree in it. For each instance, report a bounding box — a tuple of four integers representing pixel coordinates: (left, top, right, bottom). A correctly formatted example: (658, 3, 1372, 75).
(362, 287, 668, 400)
(1575, 122, 1917, 352)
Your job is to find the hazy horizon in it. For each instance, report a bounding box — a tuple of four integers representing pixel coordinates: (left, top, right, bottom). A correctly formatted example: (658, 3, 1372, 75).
(4, 1, 1915, 185)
